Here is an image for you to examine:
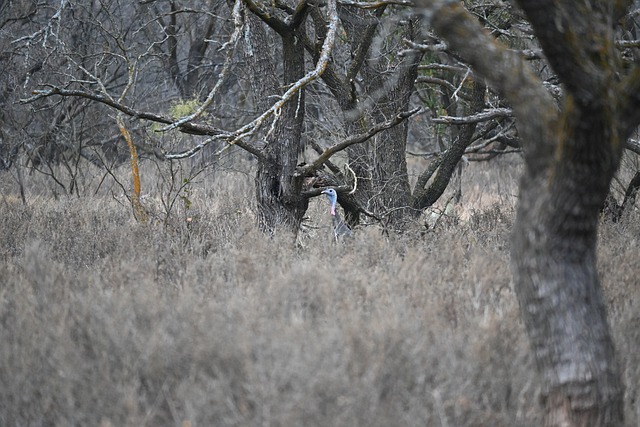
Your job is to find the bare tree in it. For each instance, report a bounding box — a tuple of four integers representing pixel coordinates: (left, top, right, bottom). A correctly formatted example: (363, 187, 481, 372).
(19, 0, 634, 246)
(17, 0, 422, 230)
(333, 7, 422, 226)
(414, 0, 640, 425)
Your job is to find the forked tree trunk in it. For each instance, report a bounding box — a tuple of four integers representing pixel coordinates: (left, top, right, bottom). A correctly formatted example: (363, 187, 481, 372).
(238, 7, 309, 233)
(312, 7, 424, 228)
(413, 1, 640, 425)
(249, 25, 308, 233)
(412, 80, 486, 211)
(348, 18, 421, 228)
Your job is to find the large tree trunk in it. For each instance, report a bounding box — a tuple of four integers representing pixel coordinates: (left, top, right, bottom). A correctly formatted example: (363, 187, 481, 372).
(252, 30, 308, 233)
(411, 1, 639, 425)
(322, 8, 421, 228)
(510, 2, 628, 423)
(512, 98, 624, 426)
(239, 0, 315, 234)
(348, 18, 421, 228)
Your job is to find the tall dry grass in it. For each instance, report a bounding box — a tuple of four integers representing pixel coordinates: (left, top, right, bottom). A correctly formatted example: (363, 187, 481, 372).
(0, 160, 638, 426)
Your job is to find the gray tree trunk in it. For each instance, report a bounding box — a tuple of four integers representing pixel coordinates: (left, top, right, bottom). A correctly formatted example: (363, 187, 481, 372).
(412, 80, 486, 211)
(320, 8, 422, 228)
(242, 9, 308, 233)
(349, 18, 421, 227)
(254, 33, 308, 233)
(413, 1, 640, 424)
(512, 107, 623, 425)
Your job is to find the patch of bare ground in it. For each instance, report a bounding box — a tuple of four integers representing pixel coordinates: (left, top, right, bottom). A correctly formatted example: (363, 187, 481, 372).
(0, 168, 637, 426)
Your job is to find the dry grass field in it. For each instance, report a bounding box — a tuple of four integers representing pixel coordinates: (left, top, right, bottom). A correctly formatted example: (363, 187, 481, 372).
(0, 158, 638, 426)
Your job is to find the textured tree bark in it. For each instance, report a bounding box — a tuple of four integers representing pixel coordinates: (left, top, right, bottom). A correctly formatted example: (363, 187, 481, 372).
(512, 98, 624, 427)
(240, 14, 281, 113)
(412, 80, 485, 211)
(349, 17, 421, 227)
(508, 3, 626, 423)
(411, 1, 639, 425)
(240, 5, 309, 233)
(315, 5, 387, 227)
(255, 37, 308, 233)
(309, 7, 425, 228)
(252, 31, 308, 233)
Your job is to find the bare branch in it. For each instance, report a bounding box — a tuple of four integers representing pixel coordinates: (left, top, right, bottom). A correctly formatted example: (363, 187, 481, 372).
(48, 0, 339, 162)
(21, 86, 264, 158)
(466, 148, 521, 160)
(301, 185, 381, 221)
(346, 6, 386, 83)
(465, 124, 515, 153)
(401, 38, 447, 53)
(345, 163, 357, 194)
(307, 140, 344, 177)
(431, 108, 512, 125)
(451, 67, 470, 100)
(625, 138, 640, 156)
(338, 0, 414, 9)
(413, 0, 557, 164)
(415, 75, 457, 92)
(242, 0, 293, 35)
(227, 0, 339, 145)
(617, 39, 640, 48)
(164, 136, 223, 160)
(295, 107, 420, 177)
(11, 0, 67, 48)
(289, 0, 310, 29)
(419, 63, 467, 73)
(22, 86, 220, 135)
(160, 0, 243, 132)
(18, 0, 337, 163)
(413, 79, 486, 210)
(517, 48, 544, 60)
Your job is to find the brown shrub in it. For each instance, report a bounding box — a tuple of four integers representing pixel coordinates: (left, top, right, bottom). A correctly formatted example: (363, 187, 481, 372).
(0, 167, 637, 426)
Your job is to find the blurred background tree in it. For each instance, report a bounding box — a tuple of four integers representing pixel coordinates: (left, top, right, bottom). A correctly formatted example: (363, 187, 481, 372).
(2, 0, 567, 228)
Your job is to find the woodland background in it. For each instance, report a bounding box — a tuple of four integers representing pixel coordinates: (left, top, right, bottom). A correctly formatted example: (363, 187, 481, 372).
(1, 0, 640, 425)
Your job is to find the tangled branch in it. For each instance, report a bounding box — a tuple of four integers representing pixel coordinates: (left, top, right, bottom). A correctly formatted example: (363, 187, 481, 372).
(296, 107, 420, 178)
